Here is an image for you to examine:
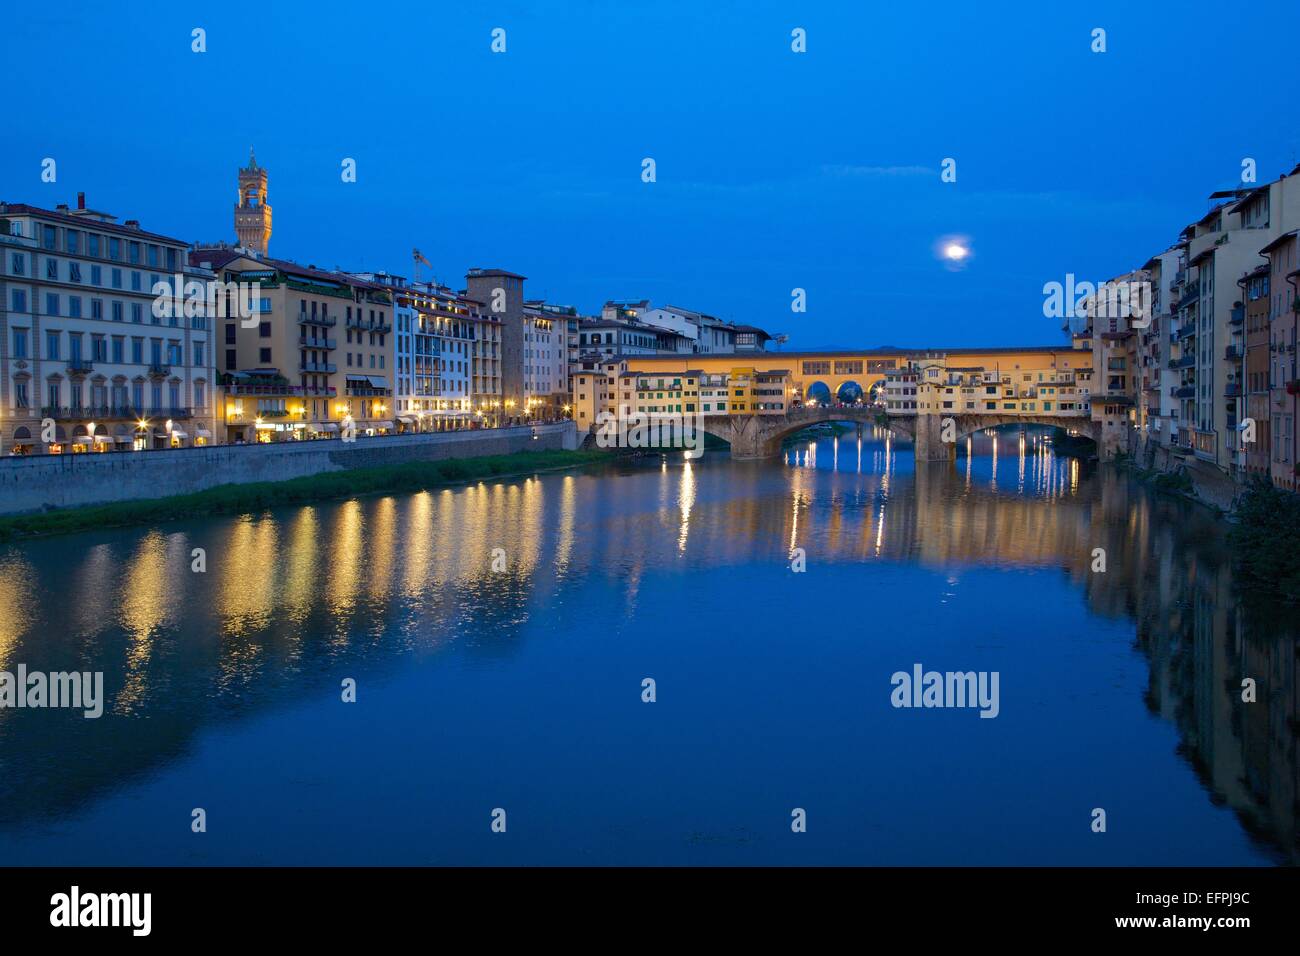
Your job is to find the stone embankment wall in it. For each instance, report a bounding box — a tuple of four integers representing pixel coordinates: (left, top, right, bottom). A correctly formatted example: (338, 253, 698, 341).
(1127, 430, 1240, 512)
(0, 422, 578, 516)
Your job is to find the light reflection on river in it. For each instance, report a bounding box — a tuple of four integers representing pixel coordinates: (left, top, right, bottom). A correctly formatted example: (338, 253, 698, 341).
(0, 425, 1294, 865)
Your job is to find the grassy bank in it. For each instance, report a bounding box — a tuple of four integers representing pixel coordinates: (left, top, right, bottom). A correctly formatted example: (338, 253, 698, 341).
(0, 448, 613, 543)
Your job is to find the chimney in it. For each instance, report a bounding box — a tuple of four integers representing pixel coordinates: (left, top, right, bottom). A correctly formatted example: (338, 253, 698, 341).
(56, 203, 69, 212)
(124, 219, 140, 230)
(77, 192, 86, 209)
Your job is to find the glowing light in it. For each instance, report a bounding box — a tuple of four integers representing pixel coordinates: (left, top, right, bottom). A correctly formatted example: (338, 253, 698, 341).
(934, 234, 973, 271)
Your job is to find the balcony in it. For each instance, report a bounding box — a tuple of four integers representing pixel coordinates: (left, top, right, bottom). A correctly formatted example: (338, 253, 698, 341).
(226, 383, 337, 398)
(148, 363, 171, 378)
(41, 405, 140, 420)
(298, 312, 338, 327)
(299, 337, 337, 350)
(40, 405, 193, 420)
(1172, 386, 1195, 399)
(1224, 345, 1242, 361)
(1230, 305, 1244, 325)
(299, 362, 337, 374)
(347, 315, 392, 334)
(1224, 383, 1242, 398)
(66, 359, 94, 374)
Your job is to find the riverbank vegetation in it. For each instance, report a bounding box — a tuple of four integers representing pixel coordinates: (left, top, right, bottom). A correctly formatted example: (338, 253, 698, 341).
(1113, 451, 1200, 502)
(1048, 426, 1098, 458)
(0, 448, 612, 542)
(1229, 478, 1300, 604)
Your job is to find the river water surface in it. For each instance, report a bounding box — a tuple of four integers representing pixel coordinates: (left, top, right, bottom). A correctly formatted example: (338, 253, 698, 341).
(0, 426, 1295, 865)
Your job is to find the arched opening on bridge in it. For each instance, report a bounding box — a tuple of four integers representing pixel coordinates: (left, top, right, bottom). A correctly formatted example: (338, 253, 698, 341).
(835, 381, 864, 406)
(804, 381, 832, 406)
(866, 379, 888, 405)
(950, 422, 1098, 459)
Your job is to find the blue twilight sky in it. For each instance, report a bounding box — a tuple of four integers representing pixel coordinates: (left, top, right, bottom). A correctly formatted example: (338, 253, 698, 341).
(6, 0, 1299, 348)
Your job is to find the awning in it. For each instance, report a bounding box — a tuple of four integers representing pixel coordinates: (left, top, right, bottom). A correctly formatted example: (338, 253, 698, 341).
(367, 376, 389, 389)
(374, 421, 395, 430)
(397, 416, 415, 424)
(114, 436, 132, 444)
(319, 423, 339, 433)
(345, 374, 370, 383)
(91, 433, 112, 443)
(196, 429, 213, 438)
(71, 436, 91, 445)
(171, 430, 188, 439)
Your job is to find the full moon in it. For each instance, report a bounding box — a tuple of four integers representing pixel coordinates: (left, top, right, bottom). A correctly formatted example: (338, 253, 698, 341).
(934, 234, 973, 270)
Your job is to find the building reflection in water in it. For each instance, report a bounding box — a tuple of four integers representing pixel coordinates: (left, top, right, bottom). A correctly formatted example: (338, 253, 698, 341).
(0, 425, 1293, 862)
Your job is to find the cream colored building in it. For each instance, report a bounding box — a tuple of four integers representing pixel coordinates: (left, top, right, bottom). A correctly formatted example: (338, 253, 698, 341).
(1, 196, 218, 454)
(191, 245, 394, 443)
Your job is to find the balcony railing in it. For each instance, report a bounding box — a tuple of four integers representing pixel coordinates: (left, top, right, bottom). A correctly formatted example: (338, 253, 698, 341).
(299, 362, 338, 373)
(40, 405, 192, 420)
(1224, 345, 1242, 361)
(346, 315, 392, 334)
(66, 359, 94, 374)
(299, 337, 338, 350)
(1230, 305, 1244, 325)
(298, 312, 338, 327)
(1172, 386, 1195, 399)
(1224, 383, 1242, 397)
(148, 363, 171, 377)
(227, 383, 338, 397)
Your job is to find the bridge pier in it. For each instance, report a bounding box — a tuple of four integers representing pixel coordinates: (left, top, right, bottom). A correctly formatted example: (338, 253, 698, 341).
(912, 414, 956, 463)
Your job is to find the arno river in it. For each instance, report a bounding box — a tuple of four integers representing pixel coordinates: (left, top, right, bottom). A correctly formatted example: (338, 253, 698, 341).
(0, 426, 1295, 865)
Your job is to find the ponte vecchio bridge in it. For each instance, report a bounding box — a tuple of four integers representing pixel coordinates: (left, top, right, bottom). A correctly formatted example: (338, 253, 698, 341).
(622, 345, 1103, 460)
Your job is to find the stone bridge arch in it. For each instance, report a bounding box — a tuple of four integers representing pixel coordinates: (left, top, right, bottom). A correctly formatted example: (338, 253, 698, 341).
(701, 406, 911, 459)
(912, 414, 1101, 461)
(700, 409, 1098, 460)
